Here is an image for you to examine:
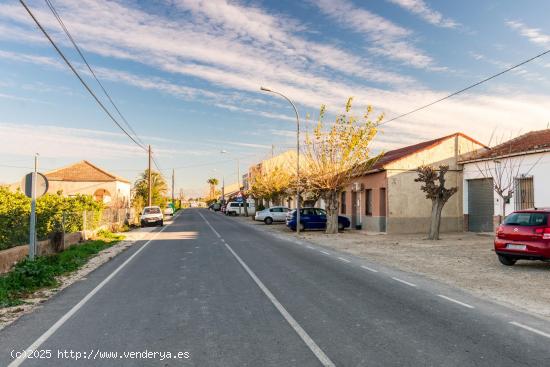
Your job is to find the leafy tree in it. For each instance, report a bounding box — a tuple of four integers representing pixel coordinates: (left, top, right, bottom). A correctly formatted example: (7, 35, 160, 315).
(249, 164, 293, 207)
(132, 169, 168, 213)
(415, 165, 458, 240)
(303, 98, 381, 234)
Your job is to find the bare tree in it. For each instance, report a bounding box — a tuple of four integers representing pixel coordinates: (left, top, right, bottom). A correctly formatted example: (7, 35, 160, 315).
(415, 165, 458, 240)
(472, 133, 543, 222)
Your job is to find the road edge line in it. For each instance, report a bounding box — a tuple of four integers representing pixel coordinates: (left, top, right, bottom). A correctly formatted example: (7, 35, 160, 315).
(8, 213, 178, 367)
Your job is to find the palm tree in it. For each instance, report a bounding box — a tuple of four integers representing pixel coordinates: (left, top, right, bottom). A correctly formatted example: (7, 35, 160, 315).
(133, 169, 168, 211)
(207, 178, 219, 200)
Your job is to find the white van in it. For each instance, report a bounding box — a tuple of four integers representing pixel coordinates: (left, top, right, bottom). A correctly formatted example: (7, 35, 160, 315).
(225, 201, 256, 216)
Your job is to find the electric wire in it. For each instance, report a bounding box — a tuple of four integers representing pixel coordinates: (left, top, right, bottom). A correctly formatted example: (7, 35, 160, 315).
(18, 0, 146, 152)
(43, 0, 146, 149)
(381, 48, 550, 125)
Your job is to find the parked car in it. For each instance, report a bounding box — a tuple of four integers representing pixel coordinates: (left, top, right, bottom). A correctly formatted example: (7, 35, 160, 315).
(140, 206, 164, 227)
(494, 208, 550, 266)
(286, 208, 350, 231)
(163, 207, 174, 216)
(225, 201, 256, 216)
(255, 206, 290, 224)
(209, 203, 221, 211)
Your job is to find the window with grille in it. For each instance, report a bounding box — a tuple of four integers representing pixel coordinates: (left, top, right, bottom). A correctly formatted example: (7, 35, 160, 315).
(514, 177, 534, 210)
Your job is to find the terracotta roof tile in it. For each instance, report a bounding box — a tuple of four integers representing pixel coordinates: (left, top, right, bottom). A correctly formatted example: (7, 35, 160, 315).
(465, 129, 550, 161)
(45, 161, 130, 183)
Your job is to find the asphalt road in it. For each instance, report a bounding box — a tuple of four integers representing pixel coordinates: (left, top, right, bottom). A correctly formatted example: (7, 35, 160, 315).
(1, 209, 549, 366)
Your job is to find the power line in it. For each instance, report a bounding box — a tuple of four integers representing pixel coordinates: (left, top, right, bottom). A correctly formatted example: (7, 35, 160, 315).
(381, 48, 550, 126)
(43, 0, 146, 149)
(19, 0, 146, 152)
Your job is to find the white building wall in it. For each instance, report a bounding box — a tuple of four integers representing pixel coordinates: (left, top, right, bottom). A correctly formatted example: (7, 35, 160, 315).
(462, 151, 550, 217)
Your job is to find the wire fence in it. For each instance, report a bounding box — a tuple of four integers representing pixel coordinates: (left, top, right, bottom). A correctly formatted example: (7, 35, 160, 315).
(0, 208, 132, 251)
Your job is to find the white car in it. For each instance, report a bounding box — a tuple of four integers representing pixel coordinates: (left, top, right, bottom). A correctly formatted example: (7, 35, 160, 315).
(140, 206, 164, 227)
(163, 207, 174, 216)
(225, 201, 256, 216)
(255, 206, 291, 224)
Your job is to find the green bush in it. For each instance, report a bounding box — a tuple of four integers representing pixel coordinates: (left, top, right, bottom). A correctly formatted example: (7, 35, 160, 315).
(0, 187, 104, 250)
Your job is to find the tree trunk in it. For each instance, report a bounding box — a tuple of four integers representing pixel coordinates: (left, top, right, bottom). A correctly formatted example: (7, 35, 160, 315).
(428, 199, 444, 240)
(324, 190, 339, 234)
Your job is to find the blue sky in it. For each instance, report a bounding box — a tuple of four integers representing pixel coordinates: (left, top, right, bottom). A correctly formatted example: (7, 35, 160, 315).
(1, 0, 550, 196)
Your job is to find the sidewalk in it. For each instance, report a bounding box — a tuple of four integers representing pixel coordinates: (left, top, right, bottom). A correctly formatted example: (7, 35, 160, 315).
(230, 214, 550, 320)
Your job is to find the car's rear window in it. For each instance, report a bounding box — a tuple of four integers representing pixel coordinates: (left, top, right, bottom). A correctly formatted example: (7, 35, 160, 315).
(504, 212, 547, 226)
(144, 207, 161, 214)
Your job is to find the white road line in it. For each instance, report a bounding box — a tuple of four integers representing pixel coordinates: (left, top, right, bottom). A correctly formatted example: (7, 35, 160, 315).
(510, 321, 550, 339)
(306, 245, 314, 249)
(9, 217, 175, 367)
(360, 265, 378, 273)
(437, 295, 474, 309)
(199, 212, 222, 238)
(392, 277, 417, 287)
(337, 257, 351, 263)
(199, 212, 335, 367)
(320, 251, 330, 255)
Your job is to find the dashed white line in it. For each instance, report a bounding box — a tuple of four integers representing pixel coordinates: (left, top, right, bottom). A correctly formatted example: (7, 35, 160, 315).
(337, 257, 351, 263)
(437, 295, 474, 309)
(360, 265, 378, 273)
(391, 277, 417, 287)
(320, 251, 330, 255)
(307, 245, 314, 249)
(510, 321, 550, 339)
(199, 212, 335, 367)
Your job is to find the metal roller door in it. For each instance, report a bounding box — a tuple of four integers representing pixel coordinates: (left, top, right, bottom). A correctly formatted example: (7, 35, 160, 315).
(468, 178, 494, 232)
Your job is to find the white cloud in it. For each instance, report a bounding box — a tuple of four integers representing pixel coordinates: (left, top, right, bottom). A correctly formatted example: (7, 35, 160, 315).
(506, 20, 550, 47)
(312, 0, 439, 69)
(387, 0, 458, 28)
(0, 0, 548, 186)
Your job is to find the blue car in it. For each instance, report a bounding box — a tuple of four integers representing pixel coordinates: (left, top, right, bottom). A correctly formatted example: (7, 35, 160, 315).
(286, 208, 351, 231)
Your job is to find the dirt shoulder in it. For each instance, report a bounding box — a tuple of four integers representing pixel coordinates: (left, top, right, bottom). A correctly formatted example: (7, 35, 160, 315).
(231, 214, 550, 320)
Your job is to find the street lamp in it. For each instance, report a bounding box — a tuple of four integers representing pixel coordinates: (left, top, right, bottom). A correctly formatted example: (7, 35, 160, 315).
(260, 87, 301, 234)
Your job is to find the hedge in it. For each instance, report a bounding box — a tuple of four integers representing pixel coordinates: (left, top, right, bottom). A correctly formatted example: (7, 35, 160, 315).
(0, 187, 104, 250)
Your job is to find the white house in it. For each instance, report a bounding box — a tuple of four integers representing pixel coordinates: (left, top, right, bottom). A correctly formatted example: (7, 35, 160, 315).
(460, 129, 550, 232)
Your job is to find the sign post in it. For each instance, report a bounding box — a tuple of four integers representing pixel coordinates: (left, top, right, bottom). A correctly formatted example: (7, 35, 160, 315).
(21, 154, 48, 260)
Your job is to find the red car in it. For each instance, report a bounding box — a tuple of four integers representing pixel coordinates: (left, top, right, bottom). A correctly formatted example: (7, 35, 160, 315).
(494, 208, 550, 266)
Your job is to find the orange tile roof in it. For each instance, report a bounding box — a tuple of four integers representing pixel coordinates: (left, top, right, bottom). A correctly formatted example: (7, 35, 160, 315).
(44, 160, 130, 183)
(460, 129, 550, 162)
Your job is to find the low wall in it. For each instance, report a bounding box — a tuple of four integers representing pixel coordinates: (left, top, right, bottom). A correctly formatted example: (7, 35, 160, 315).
(0, 231, 86, 274)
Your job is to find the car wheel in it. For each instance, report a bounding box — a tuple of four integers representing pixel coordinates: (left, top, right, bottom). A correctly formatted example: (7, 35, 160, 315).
(141, 221, 146, 227)
(159, 220, 164, 227)
(264, 217, 273, 225)
(298, 223, 305, 232)
(498, 254, 517, 266)
(338, 222, 345, 231)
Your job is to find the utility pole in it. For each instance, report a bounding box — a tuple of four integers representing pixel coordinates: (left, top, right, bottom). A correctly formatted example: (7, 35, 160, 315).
(171, 168, 175, 207)
(237, 158, 240, 188)
(29, 153, 38, 260)
(148, 145, 152, 207)
(271, 144, 274, 158)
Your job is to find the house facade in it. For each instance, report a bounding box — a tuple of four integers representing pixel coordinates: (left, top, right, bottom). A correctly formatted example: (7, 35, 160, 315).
(460, 129, 550, 232)
(42, 161, 131, 207)
(340, 133, 486, 234)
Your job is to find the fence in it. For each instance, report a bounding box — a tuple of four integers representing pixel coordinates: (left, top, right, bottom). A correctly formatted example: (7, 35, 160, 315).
(0, 208, 130, 251)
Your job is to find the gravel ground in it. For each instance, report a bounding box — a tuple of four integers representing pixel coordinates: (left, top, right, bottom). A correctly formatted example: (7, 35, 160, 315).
(229, 214, 550, 321)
